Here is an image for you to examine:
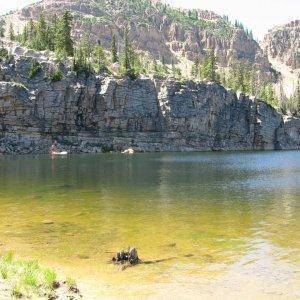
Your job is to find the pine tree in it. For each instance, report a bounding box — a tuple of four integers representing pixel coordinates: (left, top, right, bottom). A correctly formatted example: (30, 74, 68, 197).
(260, 84, 278, 107)
(201, 48, 219, 82)
(35, 12, 48, 50)
(295, 78, 300, 114)
(219, 68, 227, 87)
(73, 42, 88, 74)
(227, 61, 253, 94)
(93, 41, 107, 73)
(191, 56, 200, 78)
(290, 77, 300, 115)
(9, 23, 15, 41)
(171, 63, 182, 79)
(122, 29, 131, 73)
(153, 60, 168, 77)
(48, 14, 59, 51)
(111, 32, 118, 63)
(55, 11, 74, 57)
(20, 18, 36, 48)
(21, 26, 29, 44)
(27, 19, 36, 42)
(120, 28, 138, 79)
(0, 21, 5, 38)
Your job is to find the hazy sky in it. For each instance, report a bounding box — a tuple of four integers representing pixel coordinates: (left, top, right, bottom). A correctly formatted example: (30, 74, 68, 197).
(166, 0, 300, 40)
(1, 0, 299, 40)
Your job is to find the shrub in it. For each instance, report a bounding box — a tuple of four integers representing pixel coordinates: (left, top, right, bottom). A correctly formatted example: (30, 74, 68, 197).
(101, 144, 114, 153)
(28, 60, 42, 79)
(51, 70, 63, 82)
(0, 47, 10, 62)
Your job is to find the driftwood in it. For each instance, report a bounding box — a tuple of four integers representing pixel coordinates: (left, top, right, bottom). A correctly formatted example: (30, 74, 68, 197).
(112, 247, 140, 268)
(111, 247, 180, 271)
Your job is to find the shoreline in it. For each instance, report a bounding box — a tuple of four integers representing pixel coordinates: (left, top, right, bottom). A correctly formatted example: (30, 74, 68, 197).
(1, 240, 299, 299)
(1, 146, 300, 156)
(0, 252, 82, 299)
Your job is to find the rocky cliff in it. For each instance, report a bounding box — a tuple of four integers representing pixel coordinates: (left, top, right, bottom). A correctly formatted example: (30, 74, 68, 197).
(261, 20, 300, 98)
(262, 20, 300, 70)
(4, 0, 275, 81)
(0, 43, 299, 154)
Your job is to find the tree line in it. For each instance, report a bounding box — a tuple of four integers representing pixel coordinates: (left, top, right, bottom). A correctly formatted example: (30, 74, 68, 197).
(191, 54, 279, 108)
(1, 11, 299, 114)
(4, 11, 140, 79)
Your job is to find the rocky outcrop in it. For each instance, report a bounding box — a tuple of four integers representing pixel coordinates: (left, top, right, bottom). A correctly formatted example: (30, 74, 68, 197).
(0, 48, 299, 154)
(262, 20, 300, 70)
(261, 20, 300, 98)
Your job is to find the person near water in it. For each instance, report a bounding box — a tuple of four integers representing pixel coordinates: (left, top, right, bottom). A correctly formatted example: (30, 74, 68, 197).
(50, 141, 58, 154)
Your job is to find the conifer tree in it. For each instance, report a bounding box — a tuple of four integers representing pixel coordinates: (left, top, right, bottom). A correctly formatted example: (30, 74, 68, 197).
(290, 77, 300, 115)
(295, 78, 300, 114)
(0, 21, 5, 38)
(55, 11, 74, 57)
(191, 56, 200, 78)
(171, 63, 182, 79)
(35, 12, 48, 50)
(73, 42, 88, 74)
(153, 60, 168, 77)
(120, 28, 138, 79)
(111, 32, 118, 63)
(260, 84, 278, 107)
(20, 26, 28, 45)
(227, 61, 253, 94)
(93, 41, 107, 73)
(201, 48, 219, 82)
(48, 14, 58, 51)
(9, 23, 15, 41)
(122, 29, 131, 72)
(27, 19, 36, 42)
(219, 68, 227, 87)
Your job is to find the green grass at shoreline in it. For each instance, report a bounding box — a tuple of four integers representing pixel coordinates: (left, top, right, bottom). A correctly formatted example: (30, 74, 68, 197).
(0, 251, 78, 299)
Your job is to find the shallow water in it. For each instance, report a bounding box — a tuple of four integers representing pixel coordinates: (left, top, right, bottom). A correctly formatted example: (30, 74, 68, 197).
(0, 151, 299, 298)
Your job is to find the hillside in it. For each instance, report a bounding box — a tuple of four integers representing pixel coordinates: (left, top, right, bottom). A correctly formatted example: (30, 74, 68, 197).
(3, 0, 275, 81)
(262, 20, 300, 70)
(261, 20, 300, 99)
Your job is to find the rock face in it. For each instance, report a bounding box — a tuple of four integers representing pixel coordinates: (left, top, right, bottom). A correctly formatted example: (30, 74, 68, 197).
(262, 20, 300, 70)
(261, 20, 300, 98)
(4, 0, 275, 81)
(0, 47, 299, 154)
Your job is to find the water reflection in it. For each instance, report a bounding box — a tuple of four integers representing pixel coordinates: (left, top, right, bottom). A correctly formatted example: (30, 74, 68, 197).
(0, 151, 299, 289)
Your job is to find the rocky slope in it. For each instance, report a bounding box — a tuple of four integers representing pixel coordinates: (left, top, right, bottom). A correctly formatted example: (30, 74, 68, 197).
(262, 20, 300, 97)
(0, 42, 299, 154)
(3, 0, 275, 81)
(262, 20, 300, 70)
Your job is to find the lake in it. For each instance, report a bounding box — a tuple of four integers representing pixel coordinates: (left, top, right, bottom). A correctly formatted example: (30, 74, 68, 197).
(0, 151, 299, 298)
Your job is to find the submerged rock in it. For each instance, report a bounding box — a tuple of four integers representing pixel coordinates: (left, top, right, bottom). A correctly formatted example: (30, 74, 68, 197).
(41, 220, 54, 225)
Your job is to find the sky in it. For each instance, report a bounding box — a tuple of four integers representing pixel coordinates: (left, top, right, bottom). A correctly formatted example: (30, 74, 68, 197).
(0, 0, 299, 40)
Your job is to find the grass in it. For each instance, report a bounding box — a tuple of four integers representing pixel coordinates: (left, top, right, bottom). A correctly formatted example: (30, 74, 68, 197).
(66, 277, 76, 288)
(0, 251, 59, 298)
